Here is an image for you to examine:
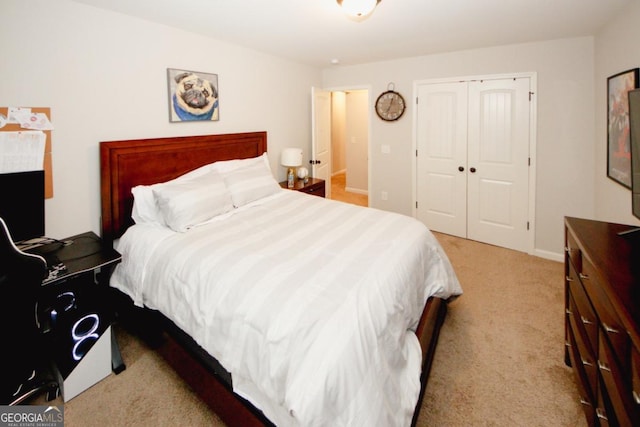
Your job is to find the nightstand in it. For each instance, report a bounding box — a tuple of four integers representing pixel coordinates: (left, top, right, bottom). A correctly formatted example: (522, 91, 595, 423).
(279, 177, 325, 198)
(28, 232, 124, 401)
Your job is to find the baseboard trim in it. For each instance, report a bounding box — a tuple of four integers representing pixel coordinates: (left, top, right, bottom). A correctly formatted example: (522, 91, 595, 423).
(345, 186, 368, 195)
(533, 248, 563, 262)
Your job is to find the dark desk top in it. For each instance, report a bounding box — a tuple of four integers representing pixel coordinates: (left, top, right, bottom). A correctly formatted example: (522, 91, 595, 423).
(24, 231, 121, 286)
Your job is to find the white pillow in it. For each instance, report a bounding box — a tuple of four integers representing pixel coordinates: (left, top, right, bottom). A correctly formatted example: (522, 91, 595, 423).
(131, 163, 215, 226)
(152, 170, 234, 232)
(222, 159, 281, 207)
(131, 185, 163, 225)
(130, 153, 270, 225)
(210, 152, 271, 174)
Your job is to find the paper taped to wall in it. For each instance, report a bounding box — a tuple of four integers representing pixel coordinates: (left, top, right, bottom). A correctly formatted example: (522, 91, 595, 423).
(0, 131, 46, 173)
(8, 107, 54, 130)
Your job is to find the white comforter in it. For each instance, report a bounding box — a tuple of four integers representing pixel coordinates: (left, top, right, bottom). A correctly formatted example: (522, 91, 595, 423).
(111, 190, 462, 427)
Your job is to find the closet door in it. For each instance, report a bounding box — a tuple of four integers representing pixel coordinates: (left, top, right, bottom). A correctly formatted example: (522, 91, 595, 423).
(467, 78, 530, 252)
(415, 77, 531, 252)
(415, 81, 468, 237)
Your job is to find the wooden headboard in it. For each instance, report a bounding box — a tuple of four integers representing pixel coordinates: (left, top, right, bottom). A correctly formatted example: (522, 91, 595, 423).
(100, 131, 267, 244)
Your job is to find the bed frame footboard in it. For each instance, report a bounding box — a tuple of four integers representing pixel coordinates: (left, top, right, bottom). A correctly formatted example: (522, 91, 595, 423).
(112, 289, 447, 427)
(411, 296, 447, 426)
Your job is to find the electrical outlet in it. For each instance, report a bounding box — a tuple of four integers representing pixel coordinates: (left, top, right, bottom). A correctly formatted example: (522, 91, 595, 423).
(381, 191, 388, 201)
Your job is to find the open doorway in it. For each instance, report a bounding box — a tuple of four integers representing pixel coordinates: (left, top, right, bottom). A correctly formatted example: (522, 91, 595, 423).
(329, 90, 369, 207)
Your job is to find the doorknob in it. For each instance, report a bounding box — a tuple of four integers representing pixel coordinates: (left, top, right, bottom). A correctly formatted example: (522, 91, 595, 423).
(470, 167, 476, 173)
(458, 166, 464, 172)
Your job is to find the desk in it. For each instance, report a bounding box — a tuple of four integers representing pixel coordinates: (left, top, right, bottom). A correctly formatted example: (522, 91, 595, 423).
(28, 231, 125, 401)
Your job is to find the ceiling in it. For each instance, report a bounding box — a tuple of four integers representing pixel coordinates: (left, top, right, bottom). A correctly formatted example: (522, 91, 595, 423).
(72, 0, 631, 68)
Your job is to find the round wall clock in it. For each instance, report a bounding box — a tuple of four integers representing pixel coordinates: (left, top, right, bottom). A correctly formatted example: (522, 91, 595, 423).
(375, 86, 406, 121)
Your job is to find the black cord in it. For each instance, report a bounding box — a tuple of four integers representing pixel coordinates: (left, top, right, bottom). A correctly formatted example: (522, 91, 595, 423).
(42, 237, 75, 247)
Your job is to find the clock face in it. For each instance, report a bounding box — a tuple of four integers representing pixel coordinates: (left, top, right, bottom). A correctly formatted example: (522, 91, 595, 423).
(375, 90, 406, 121)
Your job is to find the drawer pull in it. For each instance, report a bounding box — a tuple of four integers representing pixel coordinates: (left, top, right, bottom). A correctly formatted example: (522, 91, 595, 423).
(579, 397, 592, 407)
(579, 273, 589, 280)
(580, 316, 594, 325)
(582, 358, 594, 367)
(565, 275, 574, 282)
(602, 322, 620, 334)
(633, 390, 640, 405)
(598, 360, 611, 372)
(596, 408, 608, 421)
(565, 308, 573, 315)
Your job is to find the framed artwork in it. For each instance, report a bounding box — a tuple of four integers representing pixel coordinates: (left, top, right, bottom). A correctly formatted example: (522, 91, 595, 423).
(167, 68, 219, 122)
(607, 68, 639, 188)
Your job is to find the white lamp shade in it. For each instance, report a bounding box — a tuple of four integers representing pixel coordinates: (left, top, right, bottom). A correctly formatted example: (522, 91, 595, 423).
(281, 148, 303, 167)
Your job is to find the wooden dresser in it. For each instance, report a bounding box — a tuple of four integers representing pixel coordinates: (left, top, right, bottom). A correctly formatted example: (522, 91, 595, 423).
(564, 217, 640, 426)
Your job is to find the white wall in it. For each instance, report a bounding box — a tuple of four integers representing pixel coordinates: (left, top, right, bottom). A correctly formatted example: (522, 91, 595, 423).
(331, 92, 347, 174)
(0, 0, 321, 239)
(345, 90, 369, 194)
(5, 0, 637, 256)
(323, 37, 596, 257)
(594, 1, 640, 227)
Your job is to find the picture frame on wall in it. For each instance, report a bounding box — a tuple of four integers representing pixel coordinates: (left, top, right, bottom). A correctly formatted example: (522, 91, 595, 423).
(607, 68, 639, 188)
(167, 68, 219, 122)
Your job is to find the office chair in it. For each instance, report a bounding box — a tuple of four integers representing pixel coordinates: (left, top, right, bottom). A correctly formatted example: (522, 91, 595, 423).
(0, 217, 59, 405)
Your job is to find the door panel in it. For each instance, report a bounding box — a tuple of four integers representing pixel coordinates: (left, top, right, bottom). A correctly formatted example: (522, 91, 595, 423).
(478, 178, 513, 226)
(416, 82, 468, 237)
(312, 87, 332, 198)
(467, 78, 530, 252)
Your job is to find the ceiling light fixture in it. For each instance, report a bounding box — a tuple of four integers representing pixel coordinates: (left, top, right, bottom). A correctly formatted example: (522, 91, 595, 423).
(336, 0, 381, 19)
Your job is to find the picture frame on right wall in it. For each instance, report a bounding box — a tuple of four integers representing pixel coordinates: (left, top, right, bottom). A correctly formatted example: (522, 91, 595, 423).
(607, 68, 639, 188)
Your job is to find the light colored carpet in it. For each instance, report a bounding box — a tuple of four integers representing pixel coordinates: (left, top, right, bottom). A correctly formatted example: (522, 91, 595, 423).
(36, 232, 586, 426)
(330, 172, 368, 207)
(417, 232, 586, 427)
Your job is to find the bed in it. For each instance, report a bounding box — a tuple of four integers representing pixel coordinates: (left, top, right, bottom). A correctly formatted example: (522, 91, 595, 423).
(99, 131, 462, 427)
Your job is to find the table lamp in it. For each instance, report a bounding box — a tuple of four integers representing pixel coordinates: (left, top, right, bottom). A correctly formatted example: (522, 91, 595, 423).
(280, 148, 302, 188)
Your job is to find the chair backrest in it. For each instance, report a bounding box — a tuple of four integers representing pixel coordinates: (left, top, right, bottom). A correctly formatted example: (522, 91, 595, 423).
(0, 216, 47, 282)
(0, 217, 48, 400)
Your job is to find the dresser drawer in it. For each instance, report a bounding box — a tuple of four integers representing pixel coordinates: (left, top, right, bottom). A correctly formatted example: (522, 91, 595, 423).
(597, 376, 614, 427)
(569, 294, 598, 395)
(568, 263, 598, 356)
(300, 180, 325, 197)
(598, 332, 638, 426)
(581, 259, 631, 376)
(567, 324, 597, 425)
(565, 229, 582, 272)
(632, 347, 640, 415)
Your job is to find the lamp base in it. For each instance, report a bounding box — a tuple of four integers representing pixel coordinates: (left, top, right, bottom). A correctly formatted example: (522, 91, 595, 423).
(287, 167, 296, 188)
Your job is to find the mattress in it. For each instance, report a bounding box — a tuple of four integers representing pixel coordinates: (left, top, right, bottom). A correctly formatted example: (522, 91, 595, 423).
(110, 190, 462, 426)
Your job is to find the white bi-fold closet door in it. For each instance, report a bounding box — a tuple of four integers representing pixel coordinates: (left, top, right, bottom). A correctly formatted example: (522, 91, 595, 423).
(415, 77, 533, 253)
